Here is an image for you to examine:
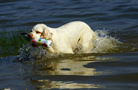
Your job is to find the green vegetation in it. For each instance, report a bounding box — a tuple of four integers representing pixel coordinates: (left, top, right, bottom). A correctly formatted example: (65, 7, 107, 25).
(0, 29, 29, 57)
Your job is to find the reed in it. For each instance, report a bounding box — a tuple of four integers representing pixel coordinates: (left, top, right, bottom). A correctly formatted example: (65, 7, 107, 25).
(0, 29, 29, 57)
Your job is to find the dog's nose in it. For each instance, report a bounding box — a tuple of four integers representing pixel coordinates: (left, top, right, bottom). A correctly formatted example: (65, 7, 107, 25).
(28, 33, 33, 38)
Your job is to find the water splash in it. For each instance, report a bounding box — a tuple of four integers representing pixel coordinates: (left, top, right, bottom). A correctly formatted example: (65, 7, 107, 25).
(17, 44, 62, 61)
(90, 30, 122, 53)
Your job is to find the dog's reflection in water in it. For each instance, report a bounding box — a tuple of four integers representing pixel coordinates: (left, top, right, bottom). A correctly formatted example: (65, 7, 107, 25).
(24, 55, 103, 89)
(29, 55, 96, 76)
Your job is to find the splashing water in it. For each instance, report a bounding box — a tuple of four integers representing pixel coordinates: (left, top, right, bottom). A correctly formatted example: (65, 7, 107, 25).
(18, 44, 62, 61)
(90, 30, 122, 53)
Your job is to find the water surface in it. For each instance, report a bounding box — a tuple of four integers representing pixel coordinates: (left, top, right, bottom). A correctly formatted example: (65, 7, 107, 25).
(0, 0, 138, 90)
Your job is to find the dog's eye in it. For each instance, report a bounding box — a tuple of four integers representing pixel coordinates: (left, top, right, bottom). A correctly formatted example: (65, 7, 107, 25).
(36, 31, 41, 34)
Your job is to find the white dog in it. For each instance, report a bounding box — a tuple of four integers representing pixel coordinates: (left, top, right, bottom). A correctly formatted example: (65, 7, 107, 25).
(28, 21, 96, 53)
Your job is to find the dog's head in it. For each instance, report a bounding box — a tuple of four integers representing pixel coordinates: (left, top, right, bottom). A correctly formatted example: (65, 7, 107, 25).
(28, 24, 53, 40)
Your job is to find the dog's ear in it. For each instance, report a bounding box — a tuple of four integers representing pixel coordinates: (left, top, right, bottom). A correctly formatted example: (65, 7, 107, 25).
(41, 28, 53, 40)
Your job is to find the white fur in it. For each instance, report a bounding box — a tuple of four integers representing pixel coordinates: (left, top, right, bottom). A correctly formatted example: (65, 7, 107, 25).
(29, 21, 96, 54)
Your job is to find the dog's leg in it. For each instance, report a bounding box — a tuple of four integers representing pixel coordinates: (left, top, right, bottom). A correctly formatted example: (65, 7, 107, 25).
(82, 41, 92, 53)
(80, 31, 96, 53)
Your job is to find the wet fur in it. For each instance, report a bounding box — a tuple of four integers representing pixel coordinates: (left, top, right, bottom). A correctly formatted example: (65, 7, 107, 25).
(29, 21, 96, 54)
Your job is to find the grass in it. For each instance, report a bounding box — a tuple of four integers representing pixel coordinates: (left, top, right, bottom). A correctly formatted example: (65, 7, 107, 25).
(0, 29, 29, 57)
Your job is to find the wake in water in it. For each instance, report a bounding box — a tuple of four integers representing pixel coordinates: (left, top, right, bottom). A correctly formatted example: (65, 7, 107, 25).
(16, 30, 123, 62)
(90, 30, 138, 53)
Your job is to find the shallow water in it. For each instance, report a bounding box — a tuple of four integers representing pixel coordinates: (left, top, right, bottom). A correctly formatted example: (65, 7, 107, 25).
(0, 0, 138, 90)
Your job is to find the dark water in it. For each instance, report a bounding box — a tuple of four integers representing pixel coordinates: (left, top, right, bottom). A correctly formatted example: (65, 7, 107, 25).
(0, 0, 138, 90)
